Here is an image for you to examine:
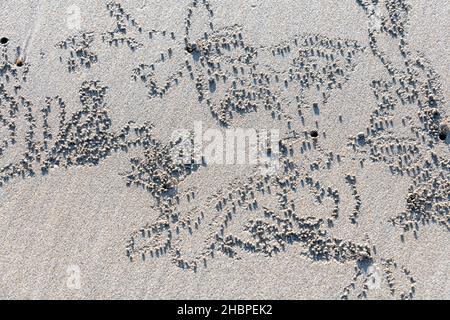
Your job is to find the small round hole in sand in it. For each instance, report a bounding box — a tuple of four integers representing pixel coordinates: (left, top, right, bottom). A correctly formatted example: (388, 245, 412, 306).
(439, 132, 447, 141)
(15, 59, 24, 67)
(0, 37, 9, 45)
(310, 130, 319, 138)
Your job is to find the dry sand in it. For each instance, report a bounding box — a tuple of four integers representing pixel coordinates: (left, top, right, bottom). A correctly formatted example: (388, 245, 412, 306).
(0, 0, 448, 300)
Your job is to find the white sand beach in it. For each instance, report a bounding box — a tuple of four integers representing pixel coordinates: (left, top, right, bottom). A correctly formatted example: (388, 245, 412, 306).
(0, 0, 448, 299)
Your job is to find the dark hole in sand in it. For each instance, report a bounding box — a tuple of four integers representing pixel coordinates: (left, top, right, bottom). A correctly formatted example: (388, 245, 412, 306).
(310, 130, 319, 138)
(16, 59, 24, 67)
(0, 37, 9, 45)
(439, 132, 447, 141)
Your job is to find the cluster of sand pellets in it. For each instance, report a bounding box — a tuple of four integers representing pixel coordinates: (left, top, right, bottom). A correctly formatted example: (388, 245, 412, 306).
(125, 137, 202, 198)
(0, 42, 29, 92)
(112, 0, 367, 127)
(145, 26, 367, 126)
(102, 1, 146, 51)
(391, 155, 450, 235)
(126, 0, 448, 299)
(341, 257, 416, 300)
(56, 32, 98, 72)
(354, 0, 449, 235)
(126, 147, 417, 299)
(0, 0, 448, 299)
(0, 78, 160, 186)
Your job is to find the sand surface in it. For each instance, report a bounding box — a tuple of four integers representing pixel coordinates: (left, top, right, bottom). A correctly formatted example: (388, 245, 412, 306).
(0, 0, 448, 300)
